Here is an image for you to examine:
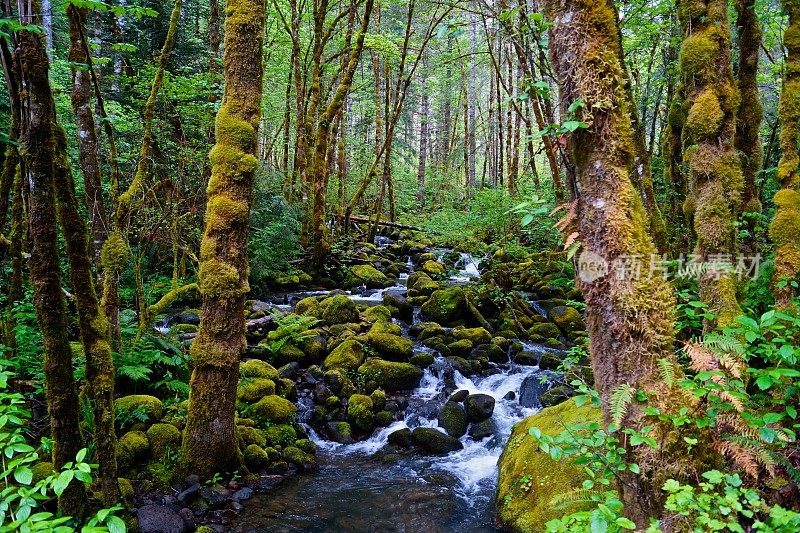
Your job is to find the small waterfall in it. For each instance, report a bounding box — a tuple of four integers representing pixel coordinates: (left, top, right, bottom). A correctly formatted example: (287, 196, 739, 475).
(529, 300, 549, 318)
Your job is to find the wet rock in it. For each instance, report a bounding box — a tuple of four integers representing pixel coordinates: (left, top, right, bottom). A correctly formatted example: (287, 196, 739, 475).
(357, 358, 423, 390)
(485, 344, 507, 363)
(452, 327, 492, 345)
(503, 390, 516, 400)
(347, 394, 375, 432)
(448, 389, 469, 403)
(540, 385, 572, 407)
(177, 507, 194, 530)
(278, 362, 300, 379)
(326, 421, 355, 444)
(321, 294, 360, 325)
(410, 352, 435, 368)
(447, 339, 473, 357)
(348, 264, 390, 289)
(421, 260, 446, 276)
(465, 394, 495, 422)
(411, 427, 464, 454)
(367, 325, 413, 361)
(231, 487, 253, 501)
(251, 395, 297, 423)
(176, 482, 200, 505)
(549, 305, 585, 333)
(437, 401, 468, 438)
(323, 339, 366, 371)
(387, 427, 413, 447)
(468, 418, 496, 441)
(137, 504, 186, 533)
(420, 287, 467, 326)
(528, 322, 562, 340)
(519, 375, 546, 408)
(514, 350, 539, 366)
(444, 356, 471, 375)
(383, 292, 413, 320)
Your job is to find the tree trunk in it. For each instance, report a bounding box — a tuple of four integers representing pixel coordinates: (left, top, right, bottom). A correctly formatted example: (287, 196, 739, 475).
(735, 0, 763, 256)
(180, 0, 266, 478)
(678, 0, 744, 326)
(17, 0, 87, 517)
(542, 0, 678, 524)
(68, 5, 109, 265)
(771, 1, 800, 309)
(467, 12, 477, 190)
(418, 66, 429, 206)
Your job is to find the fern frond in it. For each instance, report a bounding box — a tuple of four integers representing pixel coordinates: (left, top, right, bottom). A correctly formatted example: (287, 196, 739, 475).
(610, 384, 635, 427)
(703, 334, 744, 356)
(684, 342, 717, 373)
(658, 358, 676, 389)
(550, 488, 604, 510)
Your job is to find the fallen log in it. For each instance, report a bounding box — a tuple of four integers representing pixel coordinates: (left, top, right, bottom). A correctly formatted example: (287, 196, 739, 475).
(348, 215, 424, 231)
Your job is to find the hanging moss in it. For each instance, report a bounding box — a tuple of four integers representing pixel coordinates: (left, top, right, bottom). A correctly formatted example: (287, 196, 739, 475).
(685, 90, 724, 139)
(679, 31, 718, 78)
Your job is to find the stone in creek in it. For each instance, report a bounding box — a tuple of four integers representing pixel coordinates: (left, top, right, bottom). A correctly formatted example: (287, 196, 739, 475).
(448, 389, 469, 403)
(519, 374, 547, 408)
(437, 401, 468, 438)
(410, 427, 464, 454)
(465, 394, 495, 422)
(468, 418, 497, 441)
(136, 504, 187, 533)
(387, 427, 413, 448)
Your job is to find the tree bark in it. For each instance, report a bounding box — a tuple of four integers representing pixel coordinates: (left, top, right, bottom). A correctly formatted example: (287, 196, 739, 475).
(678, 0, 744, 326)
(417, 64, 429, 206)
(17, 0, 87, 517)
(542, 0, 678, 524)
(771, 1, 800, 309)
(180, 0, 266, 478)
(467, 12, 477, 190)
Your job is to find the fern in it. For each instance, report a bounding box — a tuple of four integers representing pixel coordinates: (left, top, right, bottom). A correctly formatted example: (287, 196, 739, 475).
(658, 358, 676, 389)
(550, 488, 604, 510)
(610, 384, 635, 427)
(703, 334, 744, 356)
(117, 364, 152, 382)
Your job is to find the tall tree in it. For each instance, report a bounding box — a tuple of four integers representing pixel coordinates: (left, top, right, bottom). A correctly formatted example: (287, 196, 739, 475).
(16, 0, 87, 517)
(542, 0, 677, 524)
(417, 60, 429, 206)
(678, 0, 744, 325)
(180, 0, 266, 477)
(770, 0, 800, 308)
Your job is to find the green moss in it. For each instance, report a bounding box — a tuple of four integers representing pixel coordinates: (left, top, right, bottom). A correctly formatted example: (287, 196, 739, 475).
(452, 327, 492, 345)
(199, 257, 243, 299)
(680, 31, 719, 79)
(321, 294, 359, 325)
(115, 395, 164, 422)
(496, 400, 602, 533)
(357, 358, 423, 391)
(367, 331, 413, 360)
(145, 423, 181, 459)
(240, 359, 280, 380)
(237, 378, 276, 403)
(347, 394, 374, 431)
(236, 425, 267, 449)
(348, 264, 389, 288)
(171, 323, 198, 334)
(206, 195, 249, 232)
(283, 446, 315, 469)
(421, 260, 446, 276)
(243, 444, 269, 469)
(364, 305, 392, 323)
(100, 231, 129, 272)
(251, 395, 297, 423)
(117, 431, 150, 471)
(263, 424, 296, 448)
(295, 296, 322, 317)
(420, 287, 467, 325)
(118, 478, 134, 502)
(323, 339, 366, 371)
(369, 389, 386, 410)
(31, 462, 55, 483)
(685, 90, 724, 139)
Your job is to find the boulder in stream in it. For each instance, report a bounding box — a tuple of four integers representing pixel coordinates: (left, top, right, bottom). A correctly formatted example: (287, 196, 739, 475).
(410, 427, 464, 455)
(465, 394, 495, 422)
(437, 401, 468, 438)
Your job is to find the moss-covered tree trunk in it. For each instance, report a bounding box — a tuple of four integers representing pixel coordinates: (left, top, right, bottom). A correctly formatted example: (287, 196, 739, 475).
(180, 0, 266, 478)
(16, 1, 87, 517)
(541, 0, 677, 524)
(68, 4, 108, 264)
(735, 0, 763, 256)
(678, 0, 744, 326)
(771, 0, 800, 308)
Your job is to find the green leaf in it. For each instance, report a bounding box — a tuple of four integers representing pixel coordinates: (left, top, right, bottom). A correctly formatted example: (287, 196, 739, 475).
(13, 467, 32, 485)
(76, 448, 87, 462)
(615, 517, 636, 529)
(53, 470, 74, 496)
(755, 375, 773, 391)
(106, 515, 126, 533)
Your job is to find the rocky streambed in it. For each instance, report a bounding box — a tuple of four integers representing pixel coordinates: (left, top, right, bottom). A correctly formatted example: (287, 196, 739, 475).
(128, 232, 590, 532)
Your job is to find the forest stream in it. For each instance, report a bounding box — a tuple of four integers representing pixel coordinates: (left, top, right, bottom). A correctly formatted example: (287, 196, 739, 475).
(228, 249, 547, 532)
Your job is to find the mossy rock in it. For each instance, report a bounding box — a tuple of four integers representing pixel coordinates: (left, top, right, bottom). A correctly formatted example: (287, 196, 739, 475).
(251, 395, 297, 423)
(452, 327, 492, 345)
(171, 323, 198, 334)
(31, 461, 55, 483)
(448, 339, 473, 358)
(283, 446, 316, 471)
(375, 410, 394, 427)
(420, 287, 467, 326)
(326, 421, 355, 444)
(295, 296, 323, 317)
(237, 425, 267, 449)
(367, 329, 413, 361)
(369, 389, 387, 411)
(349, 264, 390, 289)
(364, 305, 393, 323)
(240, 359, 280, 380)
(496, 400, 601, 532)
(323, 339, 366, 371)
(437, 401, 468, 438)
(357, 358, 423, 391)
(410, 352, 435, 367)
(244, 444, 269, 470)
(263, 424, 296, 448)
(407, 272, 440, 295)
(115, 395, 164, 422)
(237, 378, 277, 403)
(117, 431, 150, 471)
(528, 322, 562, 340)
(118, 477, 135, 502)
(145, 423, 181, 459)
(347, 394, 374, 432)
(321, 294, 360, 325)
(421, 260, 446, 276)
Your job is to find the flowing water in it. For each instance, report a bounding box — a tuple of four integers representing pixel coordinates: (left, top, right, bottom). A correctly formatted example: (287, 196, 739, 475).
(229, 252, 548, 531)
